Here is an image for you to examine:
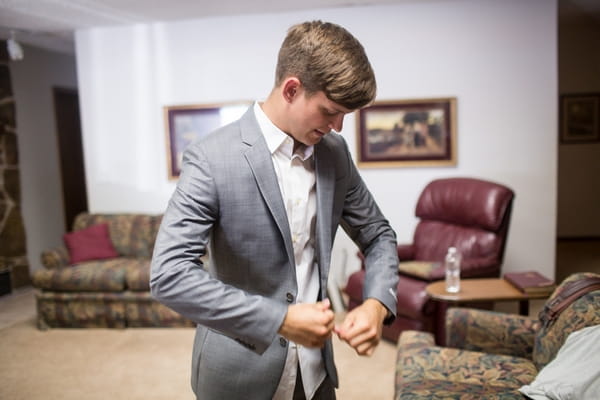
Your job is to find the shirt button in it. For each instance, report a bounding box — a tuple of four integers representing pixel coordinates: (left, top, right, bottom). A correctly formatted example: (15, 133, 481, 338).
(286, 293, 294, 303)
(280, 337, 287, 347)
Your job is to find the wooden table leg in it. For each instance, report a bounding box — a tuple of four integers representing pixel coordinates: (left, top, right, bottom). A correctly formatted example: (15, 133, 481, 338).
(519, 300, 529, 316)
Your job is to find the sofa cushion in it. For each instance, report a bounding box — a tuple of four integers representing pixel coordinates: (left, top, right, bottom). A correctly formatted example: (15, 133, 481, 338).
(124, 259, 151, 291)
(533, 272, 600, 369)
(72, 214, 162, 258)
(64, 223, 119, 263)
(396, 331, 537, 399)
(32, 259, 129, 292)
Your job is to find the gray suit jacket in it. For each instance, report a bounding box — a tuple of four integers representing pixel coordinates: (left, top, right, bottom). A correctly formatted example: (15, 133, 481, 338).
(150, 107, 398, 399)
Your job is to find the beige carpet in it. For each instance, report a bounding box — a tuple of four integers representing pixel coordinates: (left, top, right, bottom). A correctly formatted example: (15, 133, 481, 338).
(0, 289, 396, 400)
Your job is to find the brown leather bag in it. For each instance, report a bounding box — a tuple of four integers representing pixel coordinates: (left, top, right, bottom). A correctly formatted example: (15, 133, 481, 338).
(539, 276, 600, 329)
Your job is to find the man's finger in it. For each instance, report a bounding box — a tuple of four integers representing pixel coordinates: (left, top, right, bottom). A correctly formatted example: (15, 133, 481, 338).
(334, 313, 356, 337)
(355, 341, 376, 356)
(317, 298, 331, 311)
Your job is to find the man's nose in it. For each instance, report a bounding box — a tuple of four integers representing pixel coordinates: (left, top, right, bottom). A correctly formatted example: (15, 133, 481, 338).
(328, 114, 344, 133)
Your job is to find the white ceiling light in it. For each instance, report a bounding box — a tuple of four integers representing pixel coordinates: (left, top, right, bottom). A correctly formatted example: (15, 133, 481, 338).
(7, 31, 24, 61)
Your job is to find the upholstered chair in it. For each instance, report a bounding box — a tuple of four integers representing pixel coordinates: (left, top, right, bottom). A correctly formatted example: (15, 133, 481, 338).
(395, 272, 600, 399)
(344, 177, 515, 343)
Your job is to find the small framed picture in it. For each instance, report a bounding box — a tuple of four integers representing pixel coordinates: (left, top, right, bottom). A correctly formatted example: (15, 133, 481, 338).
(560, 94, 600, 144)
(356, 97, 457, 168)
(164, 102, 250, 179)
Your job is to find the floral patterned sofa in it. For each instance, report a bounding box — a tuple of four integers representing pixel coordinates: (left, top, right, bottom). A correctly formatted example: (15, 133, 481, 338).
(395, 272, 600, 399)
(32, 213, 194, 329)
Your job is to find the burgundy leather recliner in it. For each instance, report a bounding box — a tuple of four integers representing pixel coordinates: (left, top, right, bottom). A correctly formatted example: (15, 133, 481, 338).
(344, 177, 515, 344)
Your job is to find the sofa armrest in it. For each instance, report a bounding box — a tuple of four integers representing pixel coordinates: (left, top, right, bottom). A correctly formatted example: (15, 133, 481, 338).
(446, 308, 539, 359)
(40, 246, 70, 269)
(398, 330, 436, 350)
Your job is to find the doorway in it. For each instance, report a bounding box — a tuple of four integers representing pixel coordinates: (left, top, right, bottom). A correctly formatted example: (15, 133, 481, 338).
(53, 87, 88, 230)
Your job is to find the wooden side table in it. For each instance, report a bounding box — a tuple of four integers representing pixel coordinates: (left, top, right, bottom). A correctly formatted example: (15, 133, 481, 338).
(426, 278, 550, 316)
(426, 278, 551, 345)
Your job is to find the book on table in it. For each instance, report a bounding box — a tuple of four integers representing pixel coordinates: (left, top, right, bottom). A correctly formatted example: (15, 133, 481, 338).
(504, 270, 556, 295)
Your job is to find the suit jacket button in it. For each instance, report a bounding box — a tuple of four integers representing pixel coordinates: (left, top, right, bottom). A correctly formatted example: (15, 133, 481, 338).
(286, 293, 294, 303)
(279, 337, 287, 347)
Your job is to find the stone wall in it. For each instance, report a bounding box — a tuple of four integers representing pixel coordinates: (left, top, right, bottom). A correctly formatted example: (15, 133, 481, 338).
(0, 43, 30, 289)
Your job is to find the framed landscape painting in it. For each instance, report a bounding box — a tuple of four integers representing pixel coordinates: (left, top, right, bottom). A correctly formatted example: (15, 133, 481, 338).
(356, 97, 457, 168)
(164, 102, 250, 179)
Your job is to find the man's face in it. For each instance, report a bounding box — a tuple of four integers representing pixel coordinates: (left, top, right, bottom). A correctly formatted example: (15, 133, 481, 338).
(287, 89, 353, 146)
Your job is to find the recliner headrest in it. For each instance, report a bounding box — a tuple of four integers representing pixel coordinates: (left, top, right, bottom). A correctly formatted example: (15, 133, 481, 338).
(416, 177, 514, 232)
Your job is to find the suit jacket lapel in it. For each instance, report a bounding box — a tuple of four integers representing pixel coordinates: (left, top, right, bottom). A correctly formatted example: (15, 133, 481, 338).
(314, 142, 335, 295)
(241, 110, 340, 385)
(239, 109, 295, 268)
(315, 141, 340, 385)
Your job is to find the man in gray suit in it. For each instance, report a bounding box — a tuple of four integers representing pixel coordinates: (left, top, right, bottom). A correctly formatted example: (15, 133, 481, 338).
(151, 20, 399, 400)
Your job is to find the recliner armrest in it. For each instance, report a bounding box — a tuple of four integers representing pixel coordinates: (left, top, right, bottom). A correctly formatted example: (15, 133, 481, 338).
(396, 251, 499, 281)
(397, 244, 415, 261)
(40, 246, 70, 269)
(397, 263, 444, 282)
(445, 308, 539, 359)
(397, 257, 500, 281)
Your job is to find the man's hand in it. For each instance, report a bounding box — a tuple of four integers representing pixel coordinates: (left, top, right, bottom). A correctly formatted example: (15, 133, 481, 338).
(335, 298, 388, 356)
(278, 299, 335, 348)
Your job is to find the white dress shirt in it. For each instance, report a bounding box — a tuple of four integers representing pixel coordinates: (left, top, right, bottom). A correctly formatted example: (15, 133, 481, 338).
(253, 102, 325, 400)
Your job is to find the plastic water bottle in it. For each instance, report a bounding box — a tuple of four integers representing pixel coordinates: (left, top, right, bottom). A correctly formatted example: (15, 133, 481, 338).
(444, 247, 461, 293)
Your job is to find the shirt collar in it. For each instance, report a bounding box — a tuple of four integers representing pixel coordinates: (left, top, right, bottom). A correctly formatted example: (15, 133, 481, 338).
(253, 102, 314, 161)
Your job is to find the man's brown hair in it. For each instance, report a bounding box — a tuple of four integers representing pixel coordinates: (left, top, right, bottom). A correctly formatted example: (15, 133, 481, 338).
(275, 21, 377, 110)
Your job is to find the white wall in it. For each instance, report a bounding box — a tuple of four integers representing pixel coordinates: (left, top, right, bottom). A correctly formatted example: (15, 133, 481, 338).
(10, 45, 78, 270)
(76, 0, 558, 278)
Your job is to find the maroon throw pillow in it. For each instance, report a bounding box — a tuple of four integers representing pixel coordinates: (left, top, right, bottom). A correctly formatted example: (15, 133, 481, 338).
(63, 223, 119, 263)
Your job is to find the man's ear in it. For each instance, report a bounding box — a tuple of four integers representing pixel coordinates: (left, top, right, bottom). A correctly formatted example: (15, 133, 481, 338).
(282, 78, 301, 103)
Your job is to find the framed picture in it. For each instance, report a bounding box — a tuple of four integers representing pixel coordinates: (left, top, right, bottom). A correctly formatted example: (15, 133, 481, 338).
(560, 93, 600, 144)
(356, 97, 457, 168)
(164, 102, 250, 179)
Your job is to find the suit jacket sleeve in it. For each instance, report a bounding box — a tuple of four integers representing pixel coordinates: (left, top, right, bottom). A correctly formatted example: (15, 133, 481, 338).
(336, 137, 399, 320)
(150, 141, 287, 354)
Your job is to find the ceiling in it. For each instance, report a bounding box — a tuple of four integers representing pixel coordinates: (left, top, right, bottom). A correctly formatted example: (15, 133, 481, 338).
(0, 0, 598, 55)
